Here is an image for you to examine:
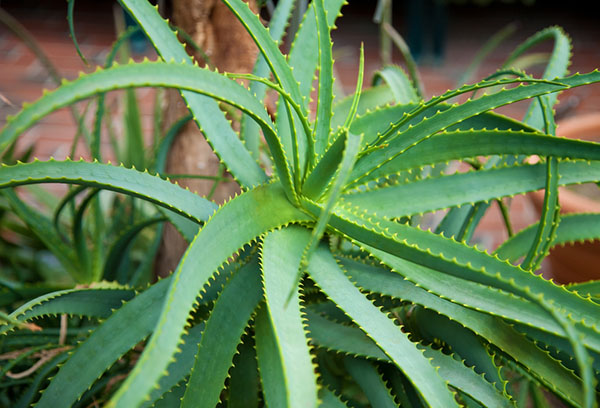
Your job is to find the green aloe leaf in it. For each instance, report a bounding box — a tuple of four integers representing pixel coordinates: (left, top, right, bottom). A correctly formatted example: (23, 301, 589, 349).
(299, 133, 362, 281)
(70, 189, 97, 282)
(331, 85, 396, 133)
(495, 213, 600, 263)
(503, 26, 571, 131)
(222, 0, 309, 178)
(351, 70, 600, 184)
(0, 160, 216, 224)
(346, 129, 600, 189)
(254, 303, 285, 407)
(372, 65, 419, 104)
(107, 183, 311, 408)
(240, 0, 295, 160)
(2, 189, 80, 281)
(103, 216, 166, 282)
(521, 153, 559, 272)
(1, 286, 133, 335)
(181, 257, 263, 408)
(226, 334, 260, 408)
(568, 280, 600, 299)
(343, 160, 600, 219)
(307, 241, 459, 407)
(35, 277, 169, 408)
(312, 0, 334, 160)
(305, 308, 388, 361)
(66, 0, 87, 65)
(412, 306, 505, 393)
(304, 47, 364, 199)
(1, 62, 276, 150)
(276, 0, 345, 164)
(118, 0, 267, 189)
(318, 202, 600, 329)
(92, 25, 142, 161)
(319, 388, 349, 408)
(256, 226, 318, 408)
(349, 250, 585, 406)
(418, 339, 512, 407)
(340, 255, 600, 354)
(13, 352, 69, 408)
(222, 0, 303, 109)
(141, 323, 204, 408)
(0, 60, 298, 198)
(348, 102, 537, 148)
(438, 26, 572, 248)
(343, 357, 398, 408)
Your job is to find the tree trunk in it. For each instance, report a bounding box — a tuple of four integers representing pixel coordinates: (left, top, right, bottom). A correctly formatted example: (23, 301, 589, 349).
(154, 0, 259, 276)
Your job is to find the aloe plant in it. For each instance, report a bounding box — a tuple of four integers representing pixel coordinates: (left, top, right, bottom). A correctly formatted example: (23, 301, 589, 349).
(2, 0, 600, 407)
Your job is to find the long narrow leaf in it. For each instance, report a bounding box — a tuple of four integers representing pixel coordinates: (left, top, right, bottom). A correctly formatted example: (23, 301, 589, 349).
(118, 0, 267, 188)
(240, 0, 295, 160)
(107, 183, 311, 407)
(307, 242, 459, 407)
(35, 278, 169, 408)
(257, 226, 319, 408)
(0, 160, 217, 224)
(343, 160, 600, 219)
(350, 70, 600, 184)
(312, 0, 334, 160)
(181, 258, 262, 408)
(348, 250, 586, 406)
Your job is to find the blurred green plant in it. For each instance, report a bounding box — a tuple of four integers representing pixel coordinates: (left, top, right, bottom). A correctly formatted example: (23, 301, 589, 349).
(1, 1, 600, 407)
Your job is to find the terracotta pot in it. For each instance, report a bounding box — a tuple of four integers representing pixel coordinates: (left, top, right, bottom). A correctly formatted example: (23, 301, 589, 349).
(528, 113, 600, 283)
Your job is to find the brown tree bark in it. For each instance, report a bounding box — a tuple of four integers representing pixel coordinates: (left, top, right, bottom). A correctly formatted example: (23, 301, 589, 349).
(154, 0, 259, 276)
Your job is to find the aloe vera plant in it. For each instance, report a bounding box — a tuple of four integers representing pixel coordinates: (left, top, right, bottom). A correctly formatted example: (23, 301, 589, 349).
(2, 0, 600, 407)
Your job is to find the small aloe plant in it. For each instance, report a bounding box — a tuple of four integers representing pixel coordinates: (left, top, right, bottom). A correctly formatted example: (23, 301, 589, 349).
(2, 0, 600, 407)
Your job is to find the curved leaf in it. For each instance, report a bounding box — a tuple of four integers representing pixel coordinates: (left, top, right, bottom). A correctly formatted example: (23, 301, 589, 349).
(66, 0, 87, 65)
(347, 250, 585, 406)
(312, 0, 334, 159)
(222, 0, 310, 178)
(0, 60, 299, 199)
(1, 62, 270, 154)
(275, 0, 345, 161)
(103, 216, 166, 282)
(299, 133, 362, 280)
(496, 213, 600, 263)
(117, 0, 267, 188)
(35, 278, 169, 408)
(351, 70, 600, 184)
(340, 256, 600, 354)
(315, 201, 600, 329)
(419, 341, 512, 407)
(0, 160, 217, 223)
(256, 227, 319, 408)
(503, 26, 571, 131)
(1, 286, 133, 335)
(226, 335, 260, 408)
(305, 308, 388, 361)
(307, 242, 459, 407)
(372, 65, 418, 104)
(107, 182, 311, 407)
(241, 0, 295, 160)
(2, 189, 79, 281)
(319, 388, 349, 408)
(343, 160, 600, 218)
(346, 129, 600, 190)
(344, 357, 398, 408)
(141, 323, 204, 408)
(181, 258, 263, 408)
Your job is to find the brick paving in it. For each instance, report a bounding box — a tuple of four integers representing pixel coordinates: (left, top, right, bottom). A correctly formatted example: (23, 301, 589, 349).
(1, 2, 599, 274)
